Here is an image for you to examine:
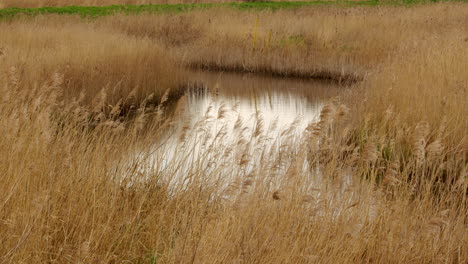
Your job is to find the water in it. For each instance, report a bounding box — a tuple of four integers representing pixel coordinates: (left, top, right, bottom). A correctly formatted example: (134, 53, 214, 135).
(124, 71, 370, 218)
(128, 71, 344, 190)
(178, 71, 342, 135)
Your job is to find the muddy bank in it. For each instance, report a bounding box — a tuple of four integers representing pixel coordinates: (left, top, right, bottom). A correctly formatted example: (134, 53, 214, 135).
(109, 66, 353, 123)
(187, 61, 363, 85)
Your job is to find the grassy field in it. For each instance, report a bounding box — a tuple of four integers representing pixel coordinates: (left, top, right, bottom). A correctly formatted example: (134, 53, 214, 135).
(0, 0, 456, 18)
(0, 0, 379, 10)
(0, 1, 467, 263)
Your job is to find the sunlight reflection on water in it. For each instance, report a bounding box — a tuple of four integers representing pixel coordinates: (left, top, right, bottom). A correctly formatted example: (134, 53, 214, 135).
(134, 71, 343, 188)
(125, 72, 374, 219)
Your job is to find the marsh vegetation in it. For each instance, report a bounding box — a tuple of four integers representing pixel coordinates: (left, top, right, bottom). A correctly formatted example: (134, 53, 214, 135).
(0, 2, 467, 263)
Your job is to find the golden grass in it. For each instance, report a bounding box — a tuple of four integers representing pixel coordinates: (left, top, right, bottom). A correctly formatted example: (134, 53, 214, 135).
(0, 0, 239, 8)
(0, 16, 187, 110)
(86, 4, 467, 81)
(0, 3, 467, 263)
(0, 0, 334, 8)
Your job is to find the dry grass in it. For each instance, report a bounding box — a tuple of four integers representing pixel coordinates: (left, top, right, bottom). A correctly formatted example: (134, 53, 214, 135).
(0, 16, 186, 110)
(0, 3, 467, 263)
(86, 4, 467, 80)
(0, 0, 332, 8)
(0, 0, 232, 8)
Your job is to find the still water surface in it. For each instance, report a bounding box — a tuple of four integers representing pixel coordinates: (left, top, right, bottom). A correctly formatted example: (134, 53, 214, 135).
(132, 71, 344, 189)
(127, 72, 368, 217)
(178, 71, 342, 135)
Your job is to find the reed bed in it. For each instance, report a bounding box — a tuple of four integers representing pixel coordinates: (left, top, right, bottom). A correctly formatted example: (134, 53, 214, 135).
(0, 0, 231, 8)
(0, 2, 467, 263)
(0, 16, 186, 110)
(88, 3, 467, 81)
(1, 74, 466, 262)
(0, 0, 345, 9)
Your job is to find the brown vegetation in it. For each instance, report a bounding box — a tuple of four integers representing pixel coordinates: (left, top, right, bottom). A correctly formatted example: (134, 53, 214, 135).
(0, 17, 186, 110)
(0, 0, 231, 8)
(90, 4, 468, 81)
(0, 3, 467, 263)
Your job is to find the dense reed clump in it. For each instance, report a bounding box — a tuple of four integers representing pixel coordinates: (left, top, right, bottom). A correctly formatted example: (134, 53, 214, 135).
(348, 22, 467, 196)
(75, 3, 466, 82)
(0, 2, 467, 263)
(1, 71, 466, 262)
(0, 16, 187, 112)
(3, 4, 467, 83)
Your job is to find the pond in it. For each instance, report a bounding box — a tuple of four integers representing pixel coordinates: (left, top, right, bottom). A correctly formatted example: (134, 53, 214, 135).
(175, 70, 343, 138)
(131, 71, 346, 193)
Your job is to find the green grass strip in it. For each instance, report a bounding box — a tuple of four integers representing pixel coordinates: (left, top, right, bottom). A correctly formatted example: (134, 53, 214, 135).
(0, 0, 462, 19)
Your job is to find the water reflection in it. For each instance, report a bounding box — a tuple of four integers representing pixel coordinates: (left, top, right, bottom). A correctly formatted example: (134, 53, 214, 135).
(133, 71, 343, 190)
(124, 72, 368, 219)
(178, 71, 341, 135)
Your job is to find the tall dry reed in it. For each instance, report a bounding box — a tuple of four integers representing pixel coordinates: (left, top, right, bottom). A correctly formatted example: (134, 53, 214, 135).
(0, 3, 467, 263)
(0, 15, 187, 110)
